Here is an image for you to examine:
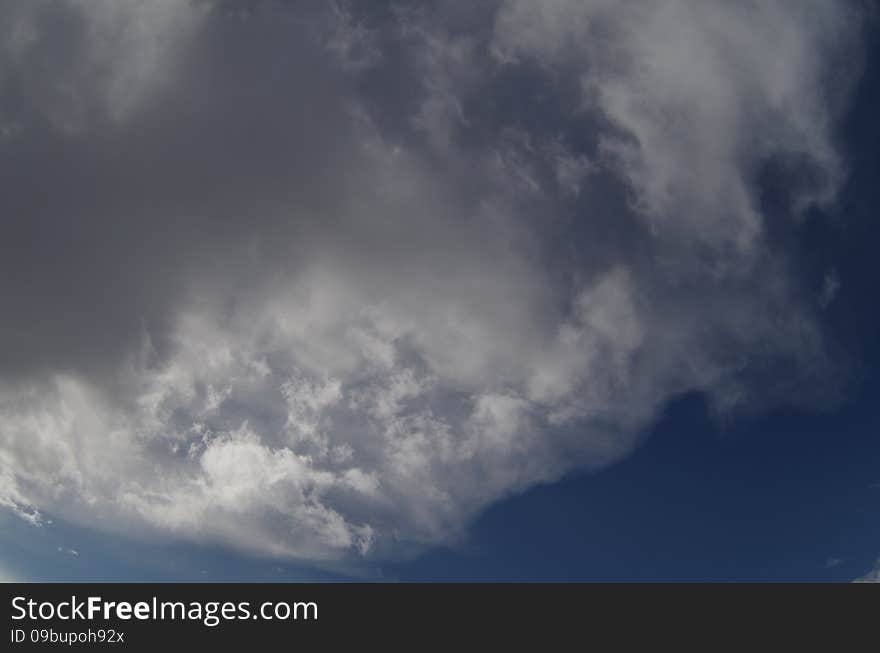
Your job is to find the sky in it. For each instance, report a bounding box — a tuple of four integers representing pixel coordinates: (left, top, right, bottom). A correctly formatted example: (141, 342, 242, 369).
(1, 0, 879, 582)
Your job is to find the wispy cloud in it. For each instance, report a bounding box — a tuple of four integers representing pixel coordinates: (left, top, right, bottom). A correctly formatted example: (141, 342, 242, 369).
(854, 560, 880, 583)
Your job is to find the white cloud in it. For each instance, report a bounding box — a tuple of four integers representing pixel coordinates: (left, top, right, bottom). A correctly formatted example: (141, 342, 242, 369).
(493, 0, 858, 266)
(0, 1, 862, 565)
(854, 560, 880, 583)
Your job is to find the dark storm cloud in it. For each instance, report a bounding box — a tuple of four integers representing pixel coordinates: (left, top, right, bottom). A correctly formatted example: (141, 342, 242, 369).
(0, 1, 362, 382)
(0, 1, 865, 562)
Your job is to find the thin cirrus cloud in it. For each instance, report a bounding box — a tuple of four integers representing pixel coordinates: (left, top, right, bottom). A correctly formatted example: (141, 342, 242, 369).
(0, 1, 864, 564)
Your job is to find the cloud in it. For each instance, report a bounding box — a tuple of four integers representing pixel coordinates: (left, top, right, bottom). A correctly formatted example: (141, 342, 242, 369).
(0, 0, 207, 131)
(819, 270, 841, 309)
(854, 560, 880, 583)
(493, 0, 860, 262)
(0, 563, 19, 583)
(0, 1, 864, 563)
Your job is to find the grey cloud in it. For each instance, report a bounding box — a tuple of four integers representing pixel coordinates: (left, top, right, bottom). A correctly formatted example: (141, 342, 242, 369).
(0, 1, 864, 563)
(0, 0, 362, 383)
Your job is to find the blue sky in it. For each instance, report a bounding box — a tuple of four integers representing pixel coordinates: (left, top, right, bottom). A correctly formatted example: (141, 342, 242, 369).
(1, 2, 879, 582)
